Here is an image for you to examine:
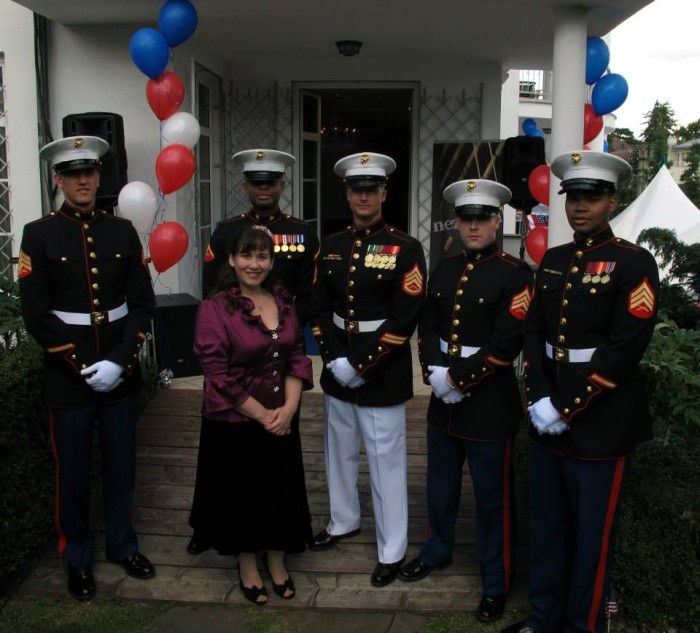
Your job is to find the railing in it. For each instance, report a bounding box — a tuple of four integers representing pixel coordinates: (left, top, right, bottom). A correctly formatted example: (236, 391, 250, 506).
(518, 70, 552, 102)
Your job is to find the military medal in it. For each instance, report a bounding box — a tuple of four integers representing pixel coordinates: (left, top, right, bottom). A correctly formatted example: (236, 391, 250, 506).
(273, 234, 282, 253)
(591, 275, 601, 284)
(297, 235, 305, 253)
(281, 235, 289, 252)
(582, 274, 592, 284)
(601, 274, 610, 284)
(601, 262, 615, 284)
(289, 235, 297, 252)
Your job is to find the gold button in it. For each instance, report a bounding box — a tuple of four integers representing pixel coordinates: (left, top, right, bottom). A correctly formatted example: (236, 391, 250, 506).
(461, 276, 468, 282)
(590, 288, 597, 294)
(560, 317, 567, 325)
(71, 354, 77, 360)
(377, 274, 382, 279)
(562, 299, 568, 306)
(543, 284, 548, 289)
(482, 367, 487, 372)
(92, 283, 99, 290)
(587, 386, 593, 392)
(451, 334, 458, 341)
(454, 304, 461, 311)
(449, 344, 459, 355)
(127, 365, 132, 370)
(60, 256, 67, 262)
(571, 266, 579, 273)
(348, 295, 354, 301)
(566, 283, 572, 290)
(87, 237, 94, 243)
(83, 223, 89, 229)
(368, 355, 373, 361)
(527, 401, 533, 406)
(574, 397, 581, 404)
(378, 346, 383, 351)
(348, 309, 355, 316)
(478, 298, 484, 304)
(355, 240, 362, 247)
(352, 253, 360, 260)
(586, 238, 594, 246)
(133, 353, 138, 358)
(90, 252, 97, 259)
(456, 289, 463, 296)
(358, 364, 363, 370)
(452, 319, 460, 326)
(466, 263, 474, 271)
(471, 374, 476, 379)
(459, 381, 464, 386)
(350, 266, 356, 272)
(564, 408, 570, 414)
(575, 251, 583, 258)
(348, 281, 354, 287)
(116, 253, 122, 258)
(93, 299, 100, 306)
(558, 335, 565, 343)
(91, 267, 98, 274)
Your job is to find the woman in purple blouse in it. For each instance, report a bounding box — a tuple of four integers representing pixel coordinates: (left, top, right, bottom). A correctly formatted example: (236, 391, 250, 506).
(192, 226, 313, 605)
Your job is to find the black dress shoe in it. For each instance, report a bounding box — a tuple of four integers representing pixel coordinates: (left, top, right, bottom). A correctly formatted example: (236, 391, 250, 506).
(370, 559, 404, 587)
(476, 593, 507, 622)
(186, 533, 212, 555)
(309, 527, 361, 551)
(68, 566, 95, 601)
(398, 556, 452, 582)
(108, 552, 156, 579)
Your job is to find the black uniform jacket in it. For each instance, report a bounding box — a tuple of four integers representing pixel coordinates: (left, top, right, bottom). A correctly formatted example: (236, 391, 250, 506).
(309, 218, 426, 407)
(202, 209, 319, 325)
(523, 226, 660, 458)
(19, 203, 155, 407)
(419, 243, 533, 440)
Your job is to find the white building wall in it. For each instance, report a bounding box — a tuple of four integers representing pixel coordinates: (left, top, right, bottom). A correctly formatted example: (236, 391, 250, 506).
(0, 0, 41, 263)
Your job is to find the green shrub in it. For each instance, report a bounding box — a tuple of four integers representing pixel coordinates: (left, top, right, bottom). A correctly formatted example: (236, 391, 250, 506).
(0, 338, 54, 582)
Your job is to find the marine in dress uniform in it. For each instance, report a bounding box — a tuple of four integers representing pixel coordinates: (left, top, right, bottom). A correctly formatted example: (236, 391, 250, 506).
(188, 149, 320, 555)
(308, 152, 427, 587)
(18, 136, 156, 601)
(399, 180, 533, 622)
(502, 152, 660, 633)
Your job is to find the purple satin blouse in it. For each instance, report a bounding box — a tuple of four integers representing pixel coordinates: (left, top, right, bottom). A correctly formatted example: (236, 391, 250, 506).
(193, 283, 313, 422)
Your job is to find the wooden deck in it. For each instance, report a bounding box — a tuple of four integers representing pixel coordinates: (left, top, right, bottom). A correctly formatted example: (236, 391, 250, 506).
(18, 389, 528, 611)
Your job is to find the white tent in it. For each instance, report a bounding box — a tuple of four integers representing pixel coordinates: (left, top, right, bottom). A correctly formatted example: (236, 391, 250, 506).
(610, 165, 700, 243)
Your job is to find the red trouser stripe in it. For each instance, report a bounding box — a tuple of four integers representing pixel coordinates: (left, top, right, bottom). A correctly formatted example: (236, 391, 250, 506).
(502, 437, 513, 590)
(48, 409, 67, 557)
(587, 457, 625, 632)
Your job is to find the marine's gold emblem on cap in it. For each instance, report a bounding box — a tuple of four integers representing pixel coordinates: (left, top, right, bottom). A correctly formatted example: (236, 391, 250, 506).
(571, 153, 582, 165)
(466, 181, 477, 191)
(360, 154, 370, 164)
(256, 151, 265, 160)
(74, 138, 85, 148)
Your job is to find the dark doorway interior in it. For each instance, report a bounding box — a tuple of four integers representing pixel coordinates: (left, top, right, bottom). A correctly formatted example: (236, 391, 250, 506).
(315, 88, 412, 239)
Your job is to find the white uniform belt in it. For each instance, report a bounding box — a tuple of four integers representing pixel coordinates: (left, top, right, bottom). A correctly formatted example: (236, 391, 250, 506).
(332, 312, 385, 333)
(440, 338, 479, 358)
(546, 342, 596, 363)
(50, 302, 128, 326)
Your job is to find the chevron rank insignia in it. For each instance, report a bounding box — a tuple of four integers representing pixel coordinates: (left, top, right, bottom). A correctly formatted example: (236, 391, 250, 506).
(509, 286, 532, 320)
(379, 332, 408, 346)
(402, 263, 424, 296)
(628, 277, 656, 319)
(204, 244, 215, 262)
(17, 250, 32, 278)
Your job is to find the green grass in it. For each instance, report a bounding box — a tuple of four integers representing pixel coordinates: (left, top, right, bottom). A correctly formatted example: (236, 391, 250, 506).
(0, 596, 172, 633)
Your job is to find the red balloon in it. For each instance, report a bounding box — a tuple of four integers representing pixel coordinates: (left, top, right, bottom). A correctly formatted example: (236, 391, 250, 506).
(156, 144, 196, 194)
(525, 225, 548, 265)
(528, 164, 551, 206)
(583, 103, 604, 144)
(149, 222, 189, 273)
(146, 71, 185, 121)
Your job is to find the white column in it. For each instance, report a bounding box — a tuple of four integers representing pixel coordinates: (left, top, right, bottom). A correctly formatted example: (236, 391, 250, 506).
(548, 7, 588, 247)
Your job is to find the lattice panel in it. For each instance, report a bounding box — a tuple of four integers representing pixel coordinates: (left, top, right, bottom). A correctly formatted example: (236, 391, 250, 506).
(225, 83, 294, 218)
(0, 79, 12, 281)
(417, 89, 481, 268)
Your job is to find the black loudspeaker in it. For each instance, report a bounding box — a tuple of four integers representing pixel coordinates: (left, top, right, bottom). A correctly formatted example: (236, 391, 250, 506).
(500, 136, 546, 212)
(62, 112, 128, 209)
(153, 293, 201, 378)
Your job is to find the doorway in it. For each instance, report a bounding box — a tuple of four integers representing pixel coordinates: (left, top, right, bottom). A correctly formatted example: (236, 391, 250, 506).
(294, 85, 416, 240)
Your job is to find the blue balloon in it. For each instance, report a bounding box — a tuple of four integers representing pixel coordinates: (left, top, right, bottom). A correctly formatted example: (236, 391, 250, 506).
(603, 140, 610, 153)
(522, 118, 538, 135)
(585, 37, 610, 85)
(159, 0, 199, 47)
(130, 28, 169, 79)
(592, 73, 629, 116)
(531, 129, 545, 139)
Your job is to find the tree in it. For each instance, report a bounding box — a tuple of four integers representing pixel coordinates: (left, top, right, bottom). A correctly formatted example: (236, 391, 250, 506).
(608, 127, 641, 212)
(639, 101, 676, 186)
(675, 119, 700, 208)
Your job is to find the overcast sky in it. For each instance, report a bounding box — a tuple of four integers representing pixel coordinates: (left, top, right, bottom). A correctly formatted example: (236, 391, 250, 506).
(610, 0, 700, 137)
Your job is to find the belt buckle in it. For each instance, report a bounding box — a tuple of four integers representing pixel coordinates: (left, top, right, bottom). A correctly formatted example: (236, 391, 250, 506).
(346, 320, 359, 333)
(90, 311, 106, 326)
(554, 346, 569, 362)
(448, 344, 460, 357)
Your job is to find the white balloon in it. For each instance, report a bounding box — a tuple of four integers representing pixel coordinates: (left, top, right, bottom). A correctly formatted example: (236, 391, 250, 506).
(117, 181, 158, 235)
(161, 112, 201, 149)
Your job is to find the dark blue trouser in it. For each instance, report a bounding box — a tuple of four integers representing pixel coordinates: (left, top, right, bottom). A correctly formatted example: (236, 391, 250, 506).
(49, 397, 138, 567)
(526, 442, 626, 633)
(419, 426, 516, 595)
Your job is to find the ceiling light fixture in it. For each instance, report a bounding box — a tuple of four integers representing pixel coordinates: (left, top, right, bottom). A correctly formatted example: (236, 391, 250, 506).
(336, 40, 363, 57)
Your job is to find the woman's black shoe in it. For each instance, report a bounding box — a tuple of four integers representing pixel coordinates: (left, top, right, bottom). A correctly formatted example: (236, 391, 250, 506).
(263, 553, 295, 599)
(186, 533, 211, 555)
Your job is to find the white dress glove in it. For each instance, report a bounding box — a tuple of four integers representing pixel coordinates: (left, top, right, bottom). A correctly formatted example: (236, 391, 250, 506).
(81, 360, 124, 392)
(347, 374, 367, 389)
(441, 389, 467, 405)
(427, 365, 454, 399)
(542, 420, 569, 435)
(529, 397, 565, 435)
(328, 357, 360, 387)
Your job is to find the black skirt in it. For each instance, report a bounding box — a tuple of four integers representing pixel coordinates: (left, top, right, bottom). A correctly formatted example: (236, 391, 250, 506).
(189, 413, 312, 555)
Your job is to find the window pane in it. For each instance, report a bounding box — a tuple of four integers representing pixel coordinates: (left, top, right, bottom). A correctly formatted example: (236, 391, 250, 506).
(303, 140, 317, 179)
(198, 84, 210, 128)
(302, 94, 318, 133)
(198, 136, 210, 180)
(200, 182, 211, 226)
(303, 182, 317, 221)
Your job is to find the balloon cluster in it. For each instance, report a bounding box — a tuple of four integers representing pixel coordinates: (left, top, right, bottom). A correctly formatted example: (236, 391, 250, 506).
(524, 166, 551, 264)
(521, 118, 545, 139)
(121, 0, 199, 273)
(583, 37, 628, 146)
